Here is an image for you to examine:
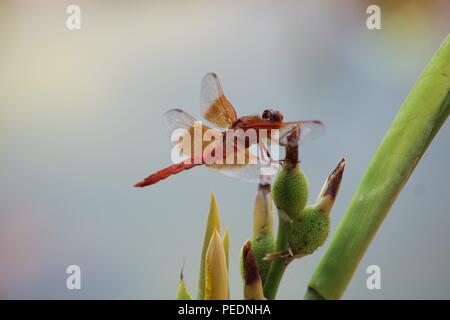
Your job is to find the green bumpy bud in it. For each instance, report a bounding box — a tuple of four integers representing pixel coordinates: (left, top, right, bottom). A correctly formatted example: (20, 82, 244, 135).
(250, 234, 275, 284)
(287, 158, 346, 258)
(288, 206, 330, 256)
(272, 165, 309, 217)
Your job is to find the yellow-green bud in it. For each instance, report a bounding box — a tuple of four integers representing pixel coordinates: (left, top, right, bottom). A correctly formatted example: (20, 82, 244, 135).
(287, 158, 346, 258)
(248, 180, 276, 284)
(176, 269, 193, 300)
(250, 234, 275, 284)
(252, 183, 274, 235)
(272, 165, 309, 217)
(288, 206, 330, 256)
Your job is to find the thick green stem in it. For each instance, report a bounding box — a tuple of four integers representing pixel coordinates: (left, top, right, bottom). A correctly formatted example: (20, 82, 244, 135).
(305, 34, 450, 300)
(263, 217, 290, 299)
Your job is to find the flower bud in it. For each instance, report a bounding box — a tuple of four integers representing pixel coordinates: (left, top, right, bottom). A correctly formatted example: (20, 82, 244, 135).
(288, 158, 346, 257)
(315, 158, 346, 215)
(205, 229, 229, 300)
(249, 179, 276, 284)
(198, 193, 221, 299)
(252, 179, 274, 235)
(272, 165, 309, 218)
(242, 241, 266, 300)
(288, 205, 330, 257)
(266, 158, 346, 260)
(176, 268, 193, 300)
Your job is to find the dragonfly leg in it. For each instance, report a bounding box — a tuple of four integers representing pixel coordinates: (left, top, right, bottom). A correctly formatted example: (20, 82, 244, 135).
(259, 141, 280, 165)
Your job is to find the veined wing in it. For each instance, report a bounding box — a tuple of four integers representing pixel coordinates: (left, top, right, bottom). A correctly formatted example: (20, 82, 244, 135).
(276, 120, 324, 146)
(208, 141, 280, 183)
(200, 73, 237, 128)
(230, 118, 324, 146)
(163, 108, 223, 159)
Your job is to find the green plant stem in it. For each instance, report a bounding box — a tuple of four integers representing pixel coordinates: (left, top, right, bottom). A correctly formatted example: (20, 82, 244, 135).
(305, 34, 450, 300)
(263, 217, 290, 299)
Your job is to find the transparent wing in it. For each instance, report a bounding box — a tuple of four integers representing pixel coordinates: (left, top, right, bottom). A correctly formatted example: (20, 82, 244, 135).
(297, 120, 325, 142)
(208, 141, 280, 183)
(276, 120, 324, 146)
(200, 72, 237, 128)
(162, 108, 197, 138)
(162, 108, 222, 160)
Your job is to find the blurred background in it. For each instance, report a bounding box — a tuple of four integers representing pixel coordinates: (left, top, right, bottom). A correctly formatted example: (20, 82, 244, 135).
(0, 0, 449, 299)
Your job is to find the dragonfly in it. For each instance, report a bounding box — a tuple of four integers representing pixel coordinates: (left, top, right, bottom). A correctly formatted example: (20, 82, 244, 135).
(134, 73, 324, 187)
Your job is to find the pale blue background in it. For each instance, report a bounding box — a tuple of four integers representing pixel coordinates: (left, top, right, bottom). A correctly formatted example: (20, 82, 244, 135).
(0, 0, 449, 299)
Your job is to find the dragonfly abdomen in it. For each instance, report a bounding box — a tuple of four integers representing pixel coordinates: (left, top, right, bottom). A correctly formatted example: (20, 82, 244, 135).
(134, 159, 202, 187)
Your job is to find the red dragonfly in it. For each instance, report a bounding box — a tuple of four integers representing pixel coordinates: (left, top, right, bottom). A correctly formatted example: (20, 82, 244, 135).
(134, 73, 323, 187)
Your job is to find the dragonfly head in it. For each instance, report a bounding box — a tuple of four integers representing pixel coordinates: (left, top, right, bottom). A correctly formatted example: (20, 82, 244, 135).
(262, 109, 283, 122)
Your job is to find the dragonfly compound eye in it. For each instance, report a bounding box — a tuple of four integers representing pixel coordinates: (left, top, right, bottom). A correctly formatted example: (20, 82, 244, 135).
(262, 109, 272, 120)
(271, 111, 283, 122)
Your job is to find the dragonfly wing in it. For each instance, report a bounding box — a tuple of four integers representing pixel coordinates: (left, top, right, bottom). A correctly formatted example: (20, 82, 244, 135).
(208, 142, 280, 183)
(162, 108, 222, 159)
(297, 120, 325, 142)
(163, 108, 196, 136)
(276, 120, 324, 146)
(200, 73, 237, 128)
